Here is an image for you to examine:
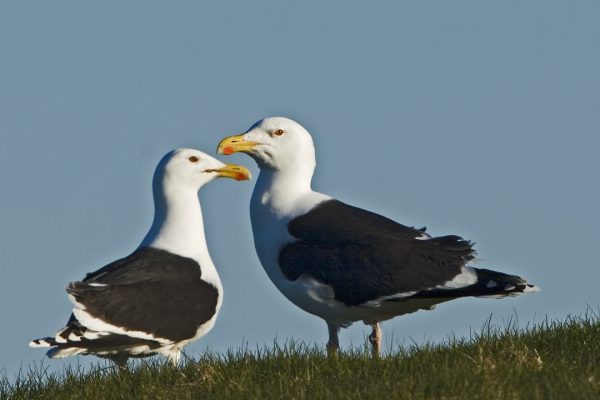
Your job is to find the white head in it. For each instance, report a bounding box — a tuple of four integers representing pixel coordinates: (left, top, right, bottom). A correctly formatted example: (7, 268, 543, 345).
(154, 148, 251, 195)
(150, 148, 251, 223)
(217, 117, 316, 176)
(141, 148, 250, 257)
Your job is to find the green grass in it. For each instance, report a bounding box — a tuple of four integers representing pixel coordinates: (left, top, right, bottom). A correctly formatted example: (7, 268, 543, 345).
(2, 314, 599, 400)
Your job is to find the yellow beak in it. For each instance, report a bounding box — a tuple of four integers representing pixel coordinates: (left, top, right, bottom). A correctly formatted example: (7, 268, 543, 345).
(207, 163, 252, 181)
(217, 134, 259, 155)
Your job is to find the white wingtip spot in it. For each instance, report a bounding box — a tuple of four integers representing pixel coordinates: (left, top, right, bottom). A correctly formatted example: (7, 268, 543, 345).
(524, 284, 541, 293)
(54, 336, 67, 344)
(29, 340, 50, 348)
(88, 282, 108, 287)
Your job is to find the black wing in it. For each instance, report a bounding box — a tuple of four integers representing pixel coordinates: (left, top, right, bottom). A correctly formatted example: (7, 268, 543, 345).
(66, 247, 219, 342)
(279, 200, 475, 305)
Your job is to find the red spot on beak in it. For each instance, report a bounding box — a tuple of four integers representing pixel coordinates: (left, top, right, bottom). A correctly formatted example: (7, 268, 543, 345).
(222, 146, 234, 155)
(235, 173, 247, 181)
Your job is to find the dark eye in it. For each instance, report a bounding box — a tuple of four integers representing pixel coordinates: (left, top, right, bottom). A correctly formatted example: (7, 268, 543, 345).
(189, 156, 199, 163)
(273, 129, 285, 136)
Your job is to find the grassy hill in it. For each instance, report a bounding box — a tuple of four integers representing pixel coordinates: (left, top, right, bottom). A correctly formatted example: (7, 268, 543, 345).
(2, 314, 599, 399)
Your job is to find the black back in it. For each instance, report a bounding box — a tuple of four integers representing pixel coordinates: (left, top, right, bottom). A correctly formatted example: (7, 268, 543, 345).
(66, 247, 219, 342)
(279, 200, 475, 305)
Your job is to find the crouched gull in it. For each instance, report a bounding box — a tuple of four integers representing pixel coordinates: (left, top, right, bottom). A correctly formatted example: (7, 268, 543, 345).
(29, 148, 250, 366)
(217, 117, 539, 356)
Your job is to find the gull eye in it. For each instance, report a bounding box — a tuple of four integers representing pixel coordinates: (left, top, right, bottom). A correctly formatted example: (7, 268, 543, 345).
(189, 156, 199, 163)
(273, 129, 285, 137)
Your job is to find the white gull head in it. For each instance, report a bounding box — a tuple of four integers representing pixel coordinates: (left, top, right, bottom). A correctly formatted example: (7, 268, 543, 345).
(218, 117, 327, 217)
(237, 117, 316, 172)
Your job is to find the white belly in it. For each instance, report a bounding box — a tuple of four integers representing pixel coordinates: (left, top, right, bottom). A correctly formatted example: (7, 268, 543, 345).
(272, 270, 446, 327)
(252, 217, 443, 327)
(250, 187, 444, 328)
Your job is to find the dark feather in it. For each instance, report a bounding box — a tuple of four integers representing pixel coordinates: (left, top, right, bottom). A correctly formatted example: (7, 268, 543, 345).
(408, 268, 533, 299)
(66, 247, 219, 342)
(280, 200, 475, 305)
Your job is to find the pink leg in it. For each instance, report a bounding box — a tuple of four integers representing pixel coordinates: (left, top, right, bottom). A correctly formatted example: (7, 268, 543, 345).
(326, 322, 340, 356)
(368, 323, 382, 357)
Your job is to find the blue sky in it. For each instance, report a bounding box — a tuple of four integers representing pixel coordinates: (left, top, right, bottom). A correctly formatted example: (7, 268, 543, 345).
(1, 1, 598, 376)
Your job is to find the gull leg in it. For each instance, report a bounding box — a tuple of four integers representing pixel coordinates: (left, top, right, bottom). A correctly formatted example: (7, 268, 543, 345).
(368, 323, 382, 357)
(326, 322, 340, 356)
(159, 347, 182, 367)
(167, 350, 181, 366)
(111, 354, 129, 370)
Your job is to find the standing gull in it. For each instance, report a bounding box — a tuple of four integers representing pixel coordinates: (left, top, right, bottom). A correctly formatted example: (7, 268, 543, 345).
(218, 117, 539, 356)
(30, 148, 250, 366)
